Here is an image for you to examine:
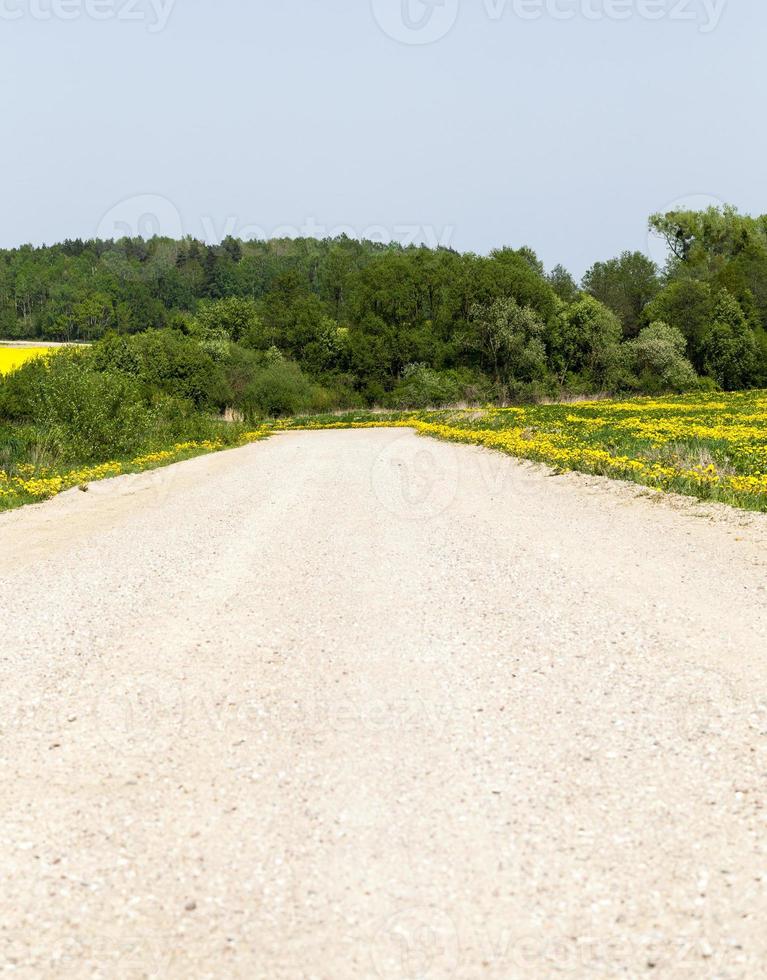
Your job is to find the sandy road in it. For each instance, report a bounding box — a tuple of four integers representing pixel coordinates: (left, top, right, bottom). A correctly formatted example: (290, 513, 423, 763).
(1, 428, 767, 979)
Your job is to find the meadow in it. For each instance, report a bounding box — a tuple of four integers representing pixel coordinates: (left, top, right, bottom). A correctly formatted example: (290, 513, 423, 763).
(3, 388, 766, 514)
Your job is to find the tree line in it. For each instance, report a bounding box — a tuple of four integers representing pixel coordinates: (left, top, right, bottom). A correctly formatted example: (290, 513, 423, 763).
(2, 205, 766, 411)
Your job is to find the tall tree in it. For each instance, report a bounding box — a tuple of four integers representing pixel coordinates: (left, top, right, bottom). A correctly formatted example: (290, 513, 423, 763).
(582, 251, 660, 338)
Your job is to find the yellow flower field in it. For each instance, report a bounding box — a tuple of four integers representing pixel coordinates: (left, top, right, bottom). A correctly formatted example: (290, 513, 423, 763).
(0, 346, 53, 375)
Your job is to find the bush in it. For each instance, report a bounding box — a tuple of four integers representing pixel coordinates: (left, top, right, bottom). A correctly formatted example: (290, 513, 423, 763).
(0, 423, 30, 474)
(7, 351, 156, 463)
(387, 364, 462, 409)
(91, 330, 231, 409)
(191, 297, 265, 348)
(242, 360, 333, 418)
(504, 378, 559, 404)
(468, 298, 548, 385)
(553, 296, 624, 388)
(626, 321, 700, 393)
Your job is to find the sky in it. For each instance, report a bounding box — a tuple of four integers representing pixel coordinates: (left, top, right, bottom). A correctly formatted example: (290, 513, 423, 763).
(1, 0, 765, 277)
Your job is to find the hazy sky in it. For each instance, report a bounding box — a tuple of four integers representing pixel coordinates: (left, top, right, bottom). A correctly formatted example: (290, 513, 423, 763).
(1, 0, 765, 276)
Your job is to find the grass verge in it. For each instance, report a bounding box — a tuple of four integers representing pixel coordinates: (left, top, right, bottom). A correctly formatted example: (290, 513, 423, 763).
(0, 427, 270, 511)
(3, 390, 767, 514)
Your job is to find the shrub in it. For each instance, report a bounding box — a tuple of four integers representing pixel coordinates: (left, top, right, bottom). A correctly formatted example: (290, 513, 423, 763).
(193, 297, 263, 343)
(552, 296, 624, 388)
(468, 298, 548, 385)
(388, 364, 462, 409)
(91, 330, 231, 409)
(242, 360, 328, 418)
(626, 321, 700, 393)
(11, 351, 156, 462)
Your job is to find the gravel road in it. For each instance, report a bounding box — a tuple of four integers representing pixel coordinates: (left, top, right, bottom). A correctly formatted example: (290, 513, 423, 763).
(2, 428, 767, 979)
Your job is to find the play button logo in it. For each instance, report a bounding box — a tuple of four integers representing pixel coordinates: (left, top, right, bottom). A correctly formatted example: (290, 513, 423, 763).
(371, 0, 459, 44)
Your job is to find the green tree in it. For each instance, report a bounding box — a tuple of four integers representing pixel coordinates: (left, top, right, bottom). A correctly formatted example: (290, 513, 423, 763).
(72, 293, 114, 340)
(92, 330, 230, 409)
(700, 293, 759, 390)
(552, 296, 623, 388)
(626, 322, 699, 392)
(547, 264, 579, 303)
(468, 298, 548, 385)
(194, 296, 262, 342)
(388, 364, 462, 409)
(582, 251, 660, 338)
(643, 279, 715, 370)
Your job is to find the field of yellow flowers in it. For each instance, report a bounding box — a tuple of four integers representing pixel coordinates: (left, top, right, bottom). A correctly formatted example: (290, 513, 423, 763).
(0, 346, 52, 375)
(285, 390, 767, 512)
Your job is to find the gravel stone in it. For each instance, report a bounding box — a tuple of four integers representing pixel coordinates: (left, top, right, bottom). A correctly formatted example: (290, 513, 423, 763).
(1, 428, 766, 978)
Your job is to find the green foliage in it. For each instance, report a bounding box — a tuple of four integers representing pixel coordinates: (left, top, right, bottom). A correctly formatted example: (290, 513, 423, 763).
(649, 206, 767, 270)
(468, 297, 548, 386)
(241, 360, 329, 419)
(645, 205, 767, 384)
(91, 330, 231, 409)
(551, 295, 624, 388)
(388, 364, 463, 409)
(582, 251, 660, 338)
(700, 294, 760, 390)
(643, 279, 715, 370)
(6, 208, 767, 513)
(5, 209, 767, 403)
(626, 321, 699, 393)
(1, 351, 155, 463)
(193, 296, 263, 343)
(547, 264, 579, 303)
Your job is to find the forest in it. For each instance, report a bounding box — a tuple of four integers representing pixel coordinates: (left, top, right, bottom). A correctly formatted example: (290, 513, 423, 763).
(2, 206, 767, 421)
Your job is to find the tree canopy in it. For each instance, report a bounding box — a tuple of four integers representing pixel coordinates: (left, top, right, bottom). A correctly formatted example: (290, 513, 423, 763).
(2, 205, 767, 402)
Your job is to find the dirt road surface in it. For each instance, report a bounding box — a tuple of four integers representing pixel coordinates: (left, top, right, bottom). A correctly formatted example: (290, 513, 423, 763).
(2, 428, 767, 978)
